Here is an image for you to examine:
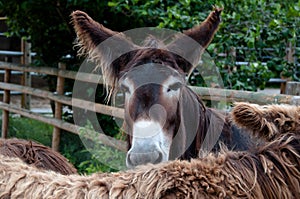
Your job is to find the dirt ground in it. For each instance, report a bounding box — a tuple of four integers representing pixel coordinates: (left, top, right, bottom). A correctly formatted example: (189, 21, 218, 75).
(8, 95, 52, 112)
(0, 74, 53, 112)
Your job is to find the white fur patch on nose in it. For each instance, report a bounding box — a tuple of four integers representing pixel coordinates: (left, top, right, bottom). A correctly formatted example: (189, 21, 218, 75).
(129, 119, 172, 166)
(133, 120, 162, 138)
(135, 121, 154, 128)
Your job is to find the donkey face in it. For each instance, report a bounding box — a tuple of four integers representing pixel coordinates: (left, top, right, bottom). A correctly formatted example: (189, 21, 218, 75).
(119, 50, 186, 167)
(72, 8, 222, 168)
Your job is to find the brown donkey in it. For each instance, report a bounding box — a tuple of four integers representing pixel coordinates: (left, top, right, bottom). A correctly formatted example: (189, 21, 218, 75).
(71, 8, 255, 168)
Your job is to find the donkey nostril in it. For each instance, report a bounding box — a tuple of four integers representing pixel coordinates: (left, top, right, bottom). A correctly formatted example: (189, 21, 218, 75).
(126, 153, 135, 168)
(126, 151, 164, 168)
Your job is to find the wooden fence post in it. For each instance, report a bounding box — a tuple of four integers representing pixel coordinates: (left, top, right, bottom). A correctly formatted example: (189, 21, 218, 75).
(52, 62, 66, 151)
(21, 39, 31, 110)
(1, 69, 11, 138)
(286, 42, 296, 64)
(281, 41, 296, 94)
(285, 81, 300, 96)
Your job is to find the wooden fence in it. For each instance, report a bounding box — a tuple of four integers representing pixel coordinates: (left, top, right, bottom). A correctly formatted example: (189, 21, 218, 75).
(0, 60, 299, 153)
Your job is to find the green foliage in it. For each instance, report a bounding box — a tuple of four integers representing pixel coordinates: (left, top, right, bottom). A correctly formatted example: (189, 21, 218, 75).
(109, 0, 300, 91)
(107, 0, 215, 29)
(78, 122, 126, 173)
(77, 153, 110, 174)
(221, 62, 272, 91)
(1, 0, 299, 91)
(0, 113, 119, 174)
(58, 130, 93, 173)
(211, 0, 300, 90)
(0, 114, 125, 174)
(0, 0, 144, 67)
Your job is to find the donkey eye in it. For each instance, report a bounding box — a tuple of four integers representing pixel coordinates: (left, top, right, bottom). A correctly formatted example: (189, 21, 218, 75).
(120, 84, 130, 93)
(167, 82, 182, 92)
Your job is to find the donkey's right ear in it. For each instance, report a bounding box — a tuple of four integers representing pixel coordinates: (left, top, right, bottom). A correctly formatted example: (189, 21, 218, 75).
(71, 11, 136, 90)
(71, 10, 118, 55)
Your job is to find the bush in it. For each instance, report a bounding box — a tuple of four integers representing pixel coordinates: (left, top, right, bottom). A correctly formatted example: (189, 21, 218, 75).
(78, 121, 126, 173)
(108, 0, 300, 90)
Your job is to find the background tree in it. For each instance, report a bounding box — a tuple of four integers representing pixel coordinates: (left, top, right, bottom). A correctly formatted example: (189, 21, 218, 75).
(107, 0, 300, 90)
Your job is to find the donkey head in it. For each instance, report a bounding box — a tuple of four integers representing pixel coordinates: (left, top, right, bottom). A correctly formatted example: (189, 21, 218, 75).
(72, 8, 222, 168)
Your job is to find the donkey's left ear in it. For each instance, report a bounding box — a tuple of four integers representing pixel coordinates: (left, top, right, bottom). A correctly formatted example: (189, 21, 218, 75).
(183, 7, 223, 49)
(168, 7, 223, 75)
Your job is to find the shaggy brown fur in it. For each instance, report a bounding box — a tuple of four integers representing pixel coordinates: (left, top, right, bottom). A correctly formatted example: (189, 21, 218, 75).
(232, 102, 300, 140)
(0, 103, 299, 198)
(0, 138, 77, 175)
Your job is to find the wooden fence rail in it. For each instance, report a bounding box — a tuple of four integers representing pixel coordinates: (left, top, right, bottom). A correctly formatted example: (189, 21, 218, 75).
(0, 101, 127, 151)
(0, 61, 299, 152)
(191, 86, 300, 105)
(0, 82, 125, 118)
(0, 61, 103, 84)
(1, 61, 299, 105)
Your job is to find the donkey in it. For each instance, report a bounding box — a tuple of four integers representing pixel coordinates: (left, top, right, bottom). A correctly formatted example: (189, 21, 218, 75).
(72, 8, 255, 168)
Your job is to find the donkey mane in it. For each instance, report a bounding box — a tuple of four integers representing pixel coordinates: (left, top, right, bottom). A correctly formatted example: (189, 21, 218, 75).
(142, 36, 166, 48)
(175, 86, 237, 160)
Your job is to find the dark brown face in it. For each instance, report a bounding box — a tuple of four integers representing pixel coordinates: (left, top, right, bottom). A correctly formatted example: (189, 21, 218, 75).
(118, 51, 185, 167)
(71, 8, 222, 168)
